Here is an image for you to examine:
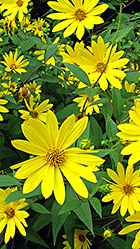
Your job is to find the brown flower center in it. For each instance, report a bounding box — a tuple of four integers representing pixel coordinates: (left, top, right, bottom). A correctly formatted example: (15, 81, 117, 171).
(79, 234, 86, 241)
(16, 0, 23, 7)
(31, 110, 38, 118)
(10, 64, 17, 71)
(38, 26, 42, 31)
(96, 62, 106, 73)
(4, 206, 15, 218)
(75, 9, 86, 21)
(46, 147, 66, 167)
(122, 183, 134, 195)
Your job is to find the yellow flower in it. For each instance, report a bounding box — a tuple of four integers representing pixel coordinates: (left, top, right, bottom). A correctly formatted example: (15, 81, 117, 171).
(73, 36, 129, 91)
(10, 110, 104, 205)
(63, 229, 92, 249)
(1, 50, 29, 74)
(0, 0, 30, 22)
(20, 16, 34, 32)
(47, 0, 108, 40)
(116, 101, 140, 165)
(125, 81, 136, 93)
(19, 94, 53, 124)
(2, 81, 18, 96)
(61, 41, 85, 65)
(103, 229, 113, 239)
(24, 81, 42, 95)
(0, 98, 9, 121)
(119, 212, 140, 249)
(102, 163, 140, 216)
(0, 17, 17, 35)
(32, 18, 50, 37)
(73, 93, 102, 115)
(0, 187, 29, 244)
(58, 69, 75, 87)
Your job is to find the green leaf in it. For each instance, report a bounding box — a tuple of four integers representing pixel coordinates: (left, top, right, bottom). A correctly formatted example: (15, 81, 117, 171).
(42, 73, 60, 83)
(64, 63, 91, 86)
(31, 203, 51, 214)
(125, 71, 140, 83)
(52, 201, 69, 245)
(0, 175, 21, 187)
(112, 88, 124, 120)
(56, 103, 80, 120)
(85, 88, 98, 101)
(4, 95, 17, 105)
(63, 213, 77, 249)
(89, 116, 103, 146)
(33, 214, 51, 232)
(115, 25, 134, 43)
(59, 200, 81, 215)
(44, 43, 58, 62)
(20, 37, 36, 52)
(108, 236, 125, 249)
(89, 197, 102, 217)
(25, 226, 49, 248)
(106, 116, 118, 140)
(101, 99, 113, 121)
(74, 202, 94, 235)
(4, 185, 42, 204)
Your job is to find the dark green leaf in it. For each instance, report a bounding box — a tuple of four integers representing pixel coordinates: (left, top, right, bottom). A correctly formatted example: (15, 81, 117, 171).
(25, 226, 49, 248)
(59, 200, 81, 215)
(89, 116, 103, 146)
(44, 43, 58, 62)
(0, 175, 21, 187)
(89, 197, 102, 217)
(106, 116, 118, 139)
(31, 203, 51, 214)
(112, 88, 124, 120)
(64, 63, 91, 86)
(33, 214, 51, 232)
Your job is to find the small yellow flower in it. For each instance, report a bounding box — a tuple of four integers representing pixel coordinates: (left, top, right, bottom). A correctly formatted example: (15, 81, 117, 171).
(125, 81, 136, 93)
(33, 18, 50, 37)
(103, 229, 113, 239)
(0, 17, 17, 35)
(63, 229, 92, 249)
(73, 93, 102, 115)
(58, 69, 75, 87)
(10, 111, 104, 205)
(0, 0, 30, 22)
(19, 94, 53, 124)
(1, 50, 29, 74)
(24, 81, 42, 95)
(102, 163, 140, 216)
(20, 16, 34, 32)
(0, 187, 29, 244)
(73, 36, 129, 91)
(47, 0, 108, 40)
(0, 98, 9, 121)
(2, 81, 18, 96)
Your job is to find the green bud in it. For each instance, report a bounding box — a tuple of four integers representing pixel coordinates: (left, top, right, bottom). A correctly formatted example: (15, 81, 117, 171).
(79, 138, 91, 150)
(29, 155, 34, 159)
(100, 184, 110, 195)
(91, 35, 97, 40)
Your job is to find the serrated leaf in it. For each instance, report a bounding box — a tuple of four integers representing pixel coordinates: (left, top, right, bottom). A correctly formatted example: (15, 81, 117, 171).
(89, 197, 102, 217)
(31, 203, 51, 214)
(0, 175, 21, 187)
(20, 37, 36, 52)
(59, 200, 81, 215)
(5, 95, 17, 104)
(52, 201, 69, 245)
(125, 71, 140, 82)
(4, 185, 42, 204)
(74, 202, 94, 235)
(64, 63, 91, 86)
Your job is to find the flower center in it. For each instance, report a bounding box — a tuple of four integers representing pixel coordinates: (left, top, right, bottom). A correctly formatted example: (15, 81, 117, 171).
(10, 64, 17, 71)
(38, 26, 42, 31)
(46, 147, 66, 167)
(79, 234, 86, 241)
(122, 183, 134, 195)
(96, 62, 106, 73)
(4, 206, 15, 218)
(16, 0, 23, 7)
(31, 110, 38, 118)
(75, 9, 86, 21)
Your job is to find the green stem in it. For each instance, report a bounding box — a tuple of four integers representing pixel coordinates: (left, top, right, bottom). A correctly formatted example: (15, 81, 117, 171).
(112, 2, 123, 45)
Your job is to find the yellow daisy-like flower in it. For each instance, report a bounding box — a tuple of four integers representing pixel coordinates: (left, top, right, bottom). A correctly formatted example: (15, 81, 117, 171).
(0, 0, 30, 22)
(119, 212, 140, 249)
(0, 98, 9, 121)
(10, 110, 104, 205)
(73, 36, 129, 91)
(32, 18, 50, 37)
(63, 229, 92, 249)
(61, 41, 85, 65)
(20, 16, 34, 32)
(0, 187, 29, 244)
(103, 229, 113, 239)
(116, 101, 140, 165)
(2, 81, 18, 96)
(19, 94, 53, 124)
(0, 17, 17, 36)
(73, 93, 102, 115)
(0, 50, 29, 74)
(58, 69, 75, 87)
(125, 81, 136, 93)
(24, 81, 42, 95)
(102, 163, 140, 217)
(47, 0, 108, 40)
